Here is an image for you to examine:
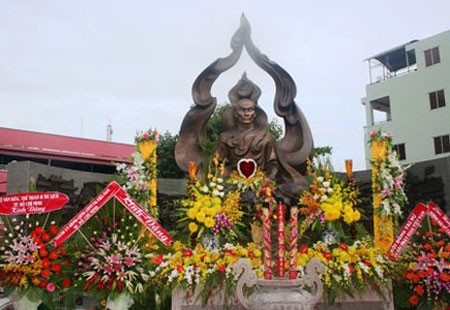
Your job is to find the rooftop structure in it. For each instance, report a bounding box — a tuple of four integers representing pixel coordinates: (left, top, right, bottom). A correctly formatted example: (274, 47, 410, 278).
(362, 29, 450, 167)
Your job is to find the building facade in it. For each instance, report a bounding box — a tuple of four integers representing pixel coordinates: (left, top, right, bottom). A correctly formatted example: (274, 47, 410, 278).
(362, 29, 450, 167)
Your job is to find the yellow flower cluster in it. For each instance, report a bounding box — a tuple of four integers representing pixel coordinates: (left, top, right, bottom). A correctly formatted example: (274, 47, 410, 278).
(321, 185, 361, 224)
(180, 153, 243, 239)
(151, 242, 263, 288)
(185, 194, 222, 231)
(296, 240, 392, 293)
(1, 259, 42, 288)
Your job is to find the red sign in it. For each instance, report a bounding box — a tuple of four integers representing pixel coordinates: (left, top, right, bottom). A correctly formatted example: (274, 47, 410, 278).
(388, 202, 450, 259)
(427, 202, 450, 236)
(52, 181, 173, 247)
(52, 182, 120, 247)
(114, 187, 173, 246)
(0, 192, 69, 215)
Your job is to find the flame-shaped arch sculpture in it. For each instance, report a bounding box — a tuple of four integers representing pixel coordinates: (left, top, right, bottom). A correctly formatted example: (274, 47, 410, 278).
(175, 14, 314, 199)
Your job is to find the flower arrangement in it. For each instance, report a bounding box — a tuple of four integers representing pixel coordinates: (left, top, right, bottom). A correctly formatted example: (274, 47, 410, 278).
(0, 215, 71, 307)
(116, 128, 159, 217)
(135, 129, 159, 144)
(399, 218, 450, 308)
(69, 207, 155, 303)
(369, 130, 408, 218)
(299, 155, 362, 242)
(148, 241, 262, 304)
(178, 154, 243, 244)
(296, 239, 394, 303)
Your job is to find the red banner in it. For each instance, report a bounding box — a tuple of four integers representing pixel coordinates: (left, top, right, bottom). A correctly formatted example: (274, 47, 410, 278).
(0, 192, 69, 215)
(51, 181, 173, 247)
(388, 203, 428, 260)
(114, 187, 173, 246)
(52, 182, 120, 247)
(388, 202, 450, 259)
(427, 202, 450, 237)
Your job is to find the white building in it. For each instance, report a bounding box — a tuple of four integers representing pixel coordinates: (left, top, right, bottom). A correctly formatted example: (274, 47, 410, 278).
(362, 29, 450, 168)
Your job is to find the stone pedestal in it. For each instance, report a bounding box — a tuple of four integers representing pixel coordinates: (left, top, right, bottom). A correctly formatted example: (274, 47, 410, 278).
(233, 258, 325, 310)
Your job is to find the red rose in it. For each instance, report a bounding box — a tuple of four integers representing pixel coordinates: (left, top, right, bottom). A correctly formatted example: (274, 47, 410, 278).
(408, 295, 419, 306)
(41, 269, 51, 278)
(48, 225, 58, 235)
(42, 233, 51, 242)
(39, 280, 47, 288)
(39, 248, 49, 257)
(49, 251, 59, 260)
(35, 227, 44, 235)
(41, 258, 51, 268)
(439, 272, 450, 282)
(62, 277, 72, 288)
(59, 248, 67, 256)
(413, 285, 424, 296)
(423, 243, 433, 251)
(51, 263, 62, 272)
(417, 270, 426, 278)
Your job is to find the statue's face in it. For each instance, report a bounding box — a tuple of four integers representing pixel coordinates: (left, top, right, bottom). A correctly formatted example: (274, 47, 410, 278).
(236, 99, 256, 124)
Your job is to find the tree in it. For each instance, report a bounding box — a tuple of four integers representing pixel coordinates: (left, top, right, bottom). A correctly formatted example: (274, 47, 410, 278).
(157, 131, 185, 178)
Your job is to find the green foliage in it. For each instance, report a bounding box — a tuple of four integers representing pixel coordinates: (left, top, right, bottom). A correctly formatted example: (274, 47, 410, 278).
(157, 131, 185, 179)
(267, 118, 283, 142)
(312, 146, 333, 156)
(205, 103, 229, 145)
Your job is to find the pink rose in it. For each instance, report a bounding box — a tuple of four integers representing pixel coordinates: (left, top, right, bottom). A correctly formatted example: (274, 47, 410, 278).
(46, 282, 56, 292)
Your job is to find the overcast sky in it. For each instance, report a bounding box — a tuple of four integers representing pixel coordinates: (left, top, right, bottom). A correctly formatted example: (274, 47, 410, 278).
(1, 0, 449, 171)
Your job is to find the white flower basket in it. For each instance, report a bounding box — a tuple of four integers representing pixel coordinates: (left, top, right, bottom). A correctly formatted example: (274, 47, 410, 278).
(106, 293, 134, 310)
(10, 290, 41, 310)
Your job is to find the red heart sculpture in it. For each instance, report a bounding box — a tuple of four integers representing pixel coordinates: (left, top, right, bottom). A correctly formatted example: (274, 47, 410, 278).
(237, 158, 257, 178)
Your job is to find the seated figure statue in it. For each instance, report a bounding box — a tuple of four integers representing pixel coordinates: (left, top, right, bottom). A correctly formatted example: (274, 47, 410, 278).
(216, 76, 278, 179)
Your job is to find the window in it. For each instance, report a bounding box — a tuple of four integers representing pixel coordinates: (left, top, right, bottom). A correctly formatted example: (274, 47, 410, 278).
(434, 135, 450, 154)
(429, 90, 446, 109)
(393, 143, 406, 160)
(424, 47, 440, 67)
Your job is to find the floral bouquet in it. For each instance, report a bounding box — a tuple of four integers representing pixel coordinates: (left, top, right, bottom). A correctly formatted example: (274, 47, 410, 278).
(178, 154, 243, 245)
(116, 129, 159, 217)
(148, 241, 262, 304)
(399, 218, 449, 309)
(296, 239, 394, 303)
(299, 154, 363, 244)
(368, 130, 408, 218)
(0, 215, 71, 308)
(68, 206, 155, 306)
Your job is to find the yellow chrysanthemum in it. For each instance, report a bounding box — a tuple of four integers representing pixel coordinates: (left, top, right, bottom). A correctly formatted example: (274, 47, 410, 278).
(187, 208, 198, 219)
(204, 217, 215, 228)
(323, 207, 340, 221)
(196, 212, 206, 223)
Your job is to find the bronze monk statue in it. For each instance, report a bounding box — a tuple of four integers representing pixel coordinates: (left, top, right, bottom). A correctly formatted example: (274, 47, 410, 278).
(216, 74, 278, 179)
(175, 15, 314, 200)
